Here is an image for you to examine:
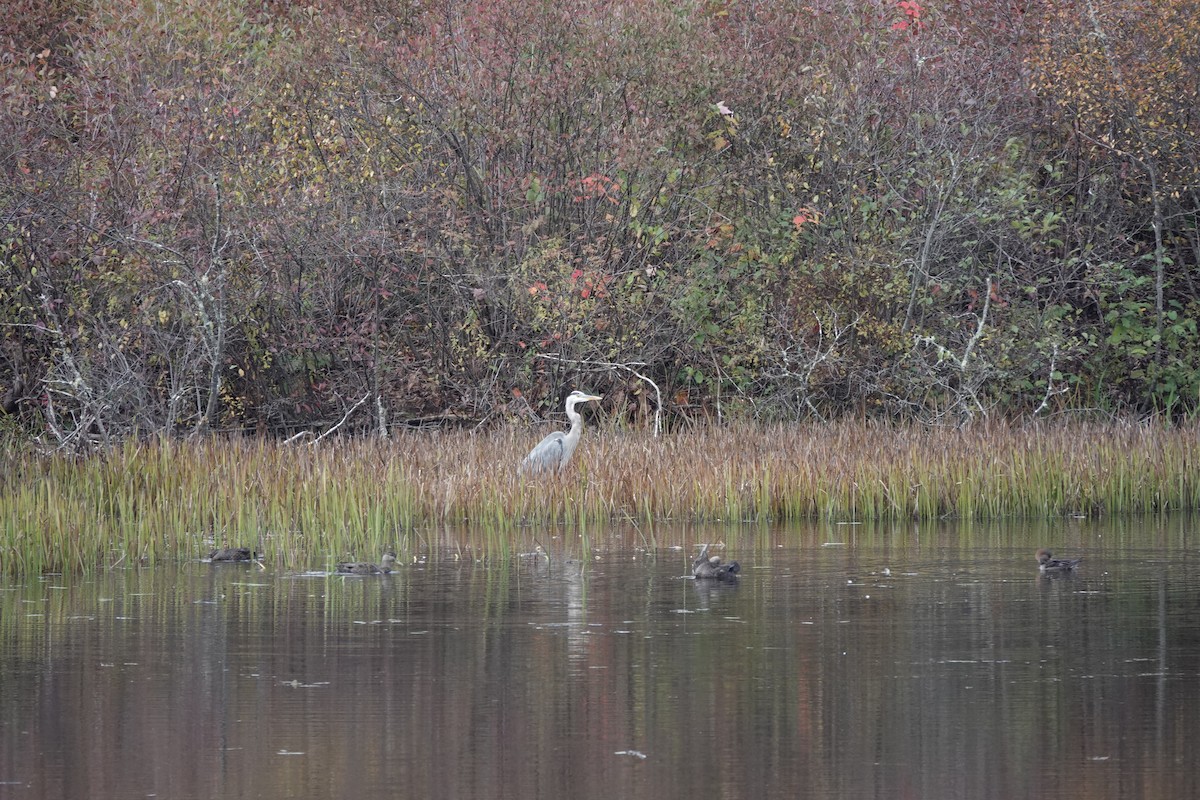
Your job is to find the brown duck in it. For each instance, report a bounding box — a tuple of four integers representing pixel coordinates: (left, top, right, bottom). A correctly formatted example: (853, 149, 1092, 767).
(208, 547, 255, 562)
(336, 553, 397, 575)
(692, 543, 740, 582)
(1036, 547, 1082, 574)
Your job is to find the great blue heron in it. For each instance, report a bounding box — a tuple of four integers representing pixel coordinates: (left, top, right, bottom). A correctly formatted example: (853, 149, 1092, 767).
(208, 547, 255, 562)
(1036, 548, 1081, 574)
(519, 390, 603, 475)
(692, 543, 740, 581)
(336, 553, 397, 574)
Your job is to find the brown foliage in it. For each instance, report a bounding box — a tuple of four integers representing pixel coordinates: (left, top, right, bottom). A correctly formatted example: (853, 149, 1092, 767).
(1, 0, 1198, 445)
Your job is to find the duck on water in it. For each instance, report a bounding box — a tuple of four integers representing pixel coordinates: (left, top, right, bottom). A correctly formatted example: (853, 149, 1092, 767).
(336, 553, 397, 575)
(1036, 547, 1082, 574)
(208, 547, 256, 562)
(692, 544, 740, 582)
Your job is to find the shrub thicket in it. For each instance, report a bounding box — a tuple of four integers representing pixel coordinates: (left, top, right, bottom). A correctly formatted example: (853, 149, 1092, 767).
(2, 0, 1198, 445)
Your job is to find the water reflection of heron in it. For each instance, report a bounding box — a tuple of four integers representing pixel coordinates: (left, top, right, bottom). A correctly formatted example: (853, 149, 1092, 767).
(692, 543, 740, 582)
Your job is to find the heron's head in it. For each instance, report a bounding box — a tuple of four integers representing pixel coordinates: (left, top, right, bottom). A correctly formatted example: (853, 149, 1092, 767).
(561, 391, 600, 410)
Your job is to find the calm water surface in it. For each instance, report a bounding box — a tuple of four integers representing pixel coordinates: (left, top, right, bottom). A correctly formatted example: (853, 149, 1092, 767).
(3, 519, 1200, 799)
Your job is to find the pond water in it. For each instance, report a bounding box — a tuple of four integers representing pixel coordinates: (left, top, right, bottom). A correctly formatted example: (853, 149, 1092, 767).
(3, 517, 1200, 799)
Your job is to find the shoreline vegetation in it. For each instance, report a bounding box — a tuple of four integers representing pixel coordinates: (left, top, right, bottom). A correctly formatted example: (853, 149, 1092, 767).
(4, 2, 1200, 446)
(2, 420, 1197, 577)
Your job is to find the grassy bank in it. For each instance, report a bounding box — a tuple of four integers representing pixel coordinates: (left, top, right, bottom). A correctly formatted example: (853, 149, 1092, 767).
(2, 420, 1198, 576)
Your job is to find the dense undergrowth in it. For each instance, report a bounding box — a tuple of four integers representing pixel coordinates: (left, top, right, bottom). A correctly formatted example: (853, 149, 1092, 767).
(3, 0, 1199, 445)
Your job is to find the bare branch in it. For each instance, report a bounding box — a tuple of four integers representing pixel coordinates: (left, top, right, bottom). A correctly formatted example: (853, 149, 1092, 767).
(311, 393, 371, 446)
(534, 353, 662, 436)
(1033, 344, 1069, 417)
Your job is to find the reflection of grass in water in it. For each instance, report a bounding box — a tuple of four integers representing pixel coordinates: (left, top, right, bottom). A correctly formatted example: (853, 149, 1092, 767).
(1, 420, 1198, 575)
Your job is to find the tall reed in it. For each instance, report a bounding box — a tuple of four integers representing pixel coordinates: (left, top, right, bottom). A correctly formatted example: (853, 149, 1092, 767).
(2, 419, 1197, 575)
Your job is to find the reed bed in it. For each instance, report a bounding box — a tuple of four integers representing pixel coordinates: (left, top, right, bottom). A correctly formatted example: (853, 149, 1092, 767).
(1, 419, 1197, 576)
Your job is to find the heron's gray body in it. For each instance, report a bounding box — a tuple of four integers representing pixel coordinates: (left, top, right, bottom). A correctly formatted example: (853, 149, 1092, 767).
(520, 391, 602, 475)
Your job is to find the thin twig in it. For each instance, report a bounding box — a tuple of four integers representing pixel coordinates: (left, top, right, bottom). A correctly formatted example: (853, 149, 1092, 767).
(534, 353, 663, 436)
(311, 394, 371, 446)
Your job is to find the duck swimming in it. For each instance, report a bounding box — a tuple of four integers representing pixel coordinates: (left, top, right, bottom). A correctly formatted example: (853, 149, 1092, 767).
(208, 547, 255, 562)
(1036, 547, 1082, 574)
(692, 544, 740, 582)
(336, 553, 397, 575)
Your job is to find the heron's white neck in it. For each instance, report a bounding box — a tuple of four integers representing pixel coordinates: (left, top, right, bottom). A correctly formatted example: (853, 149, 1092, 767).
(565, 399, 585, 433)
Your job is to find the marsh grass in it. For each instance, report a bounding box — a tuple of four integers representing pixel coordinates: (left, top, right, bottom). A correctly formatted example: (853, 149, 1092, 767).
(2, 420, 1197, 575)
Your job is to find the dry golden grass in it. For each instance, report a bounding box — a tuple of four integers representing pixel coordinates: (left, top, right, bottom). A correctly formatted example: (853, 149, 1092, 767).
(2, 419, 1197, 575)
